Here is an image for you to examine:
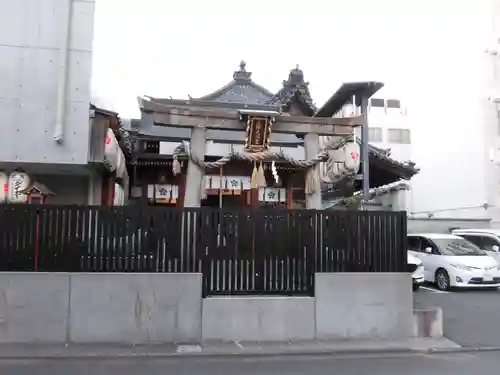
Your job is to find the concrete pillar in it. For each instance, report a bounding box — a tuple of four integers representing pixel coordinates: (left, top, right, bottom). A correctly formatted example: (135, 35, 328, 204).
(390, 189, 407, 211)
(304, 132, 321, 209)
(184, 126, 206, 208)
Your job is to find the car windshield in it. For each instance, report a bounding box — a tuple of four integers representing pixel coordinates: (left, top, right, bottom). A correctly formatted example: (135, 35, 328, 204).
(433, 238, 486, 256)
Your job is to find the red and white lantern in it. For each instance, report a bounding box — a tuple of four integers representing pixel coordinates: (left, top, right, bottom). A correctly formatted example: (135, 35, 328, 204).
(104, 128, 118, 172)
(7, 171, 30, 204)
(0, 171, 8, 203)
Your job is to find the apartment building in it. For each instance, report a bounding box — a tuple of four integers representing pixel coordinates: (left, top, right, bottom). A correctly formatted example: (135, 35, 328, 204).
(364, 98, 411, 162)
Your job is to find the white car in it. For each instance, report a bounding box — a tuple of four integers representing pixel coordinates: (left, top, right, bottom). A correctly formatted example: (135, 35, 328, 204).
(408, 233, 500, 291)
(451, 229, 500, 262)
(408, 253, 424, 291)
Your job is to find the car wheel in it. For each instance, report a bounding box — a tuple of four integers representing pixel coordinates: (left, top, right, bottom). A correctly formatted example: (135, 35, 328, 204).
(412, 283, 420, 292)
(435, 269, 450, 291)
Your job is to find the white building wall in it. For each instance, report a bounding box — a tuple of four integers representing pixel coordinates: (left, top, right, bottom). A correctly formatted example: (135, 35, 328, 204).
(334, 97, 412, 211)
(484, 0, 500, 224)
(407, 0, 496, 223)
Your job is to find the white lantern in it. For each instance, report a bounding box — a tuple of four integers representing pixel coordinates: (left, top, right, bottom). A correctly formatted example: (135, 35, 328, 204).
(104, 129, 118, 172)
(113, 183, 124, 206)
(116, 150, 126, 179)
(7, 171, 30, 203)
(0, 171, 8, 203)
(343, 142, 361, 174)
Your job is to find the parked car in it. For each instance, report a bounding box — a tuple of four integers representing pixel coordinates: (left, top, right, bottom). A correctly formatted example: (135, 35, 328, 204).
(407, 233, 500, 291)
(451, 229, 500, 262)
(408, 253, 424, 291)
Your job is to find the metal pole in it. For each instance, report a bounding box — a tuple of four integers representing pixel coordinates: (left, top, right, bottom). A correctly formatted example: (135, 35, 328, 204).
(361, 97, 370, 200)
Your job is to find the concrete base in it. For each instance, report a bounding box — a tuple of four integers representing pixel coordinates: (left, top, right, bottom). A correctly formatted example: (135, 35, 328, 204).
(0, 273, 202, 344)
(412, 307, 443, 338)
(0, 272, 421, 344)
(315, 273, 413, 340)
(202, 296, 315, 342)
(70, 273, 202, 344)
(0, 273, 70, 344)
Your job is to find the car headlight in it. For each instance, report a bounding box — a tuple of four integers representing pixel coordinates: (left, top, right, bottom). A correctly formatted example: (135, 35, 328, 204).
(451, 264, 474, 271)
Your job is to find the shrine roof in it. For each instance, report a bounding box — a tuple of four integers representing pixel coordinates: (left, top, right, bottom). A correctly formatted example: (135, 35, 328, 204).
(196, 61, 275, 105)
(19, 181, 55, 196)
(151, 62, 318, 115)
(268, 65, 317, 116)
(315, 82, 384, 118)
(324, 180, 411, 209)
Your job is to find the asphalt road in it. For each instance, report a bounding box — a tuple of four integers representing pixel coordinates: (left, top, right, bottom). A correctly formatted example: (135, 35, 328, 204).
(415, 285, 500, 347)
(2, 352, 500, 374)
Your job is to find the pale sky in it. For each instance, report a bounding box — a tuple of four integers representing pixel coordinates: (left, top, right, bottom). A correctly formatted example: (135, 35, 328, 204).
(90, 0, 491, 118)
(90, 0, 497, 214)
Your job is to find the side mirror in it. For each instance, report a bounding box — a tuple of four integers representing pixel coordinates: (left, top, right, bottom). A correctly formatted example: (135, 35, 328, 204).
(424, 247, 433, 254)
(492, 245, 500, 253)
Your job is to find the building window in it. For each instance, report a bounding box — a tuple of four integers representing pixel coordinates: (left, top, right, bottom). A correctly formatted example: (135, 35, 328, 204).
(386, 99, 401, 109)
(370, 98, 385, 108)
(388, 128, 411, 144)
(368, 127, 383, 142)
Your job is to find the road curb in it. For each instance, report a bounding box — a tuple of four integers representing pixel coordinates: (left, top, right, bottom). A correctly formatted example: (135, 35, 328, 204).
(0, 347, 457, 361)
(427, 346, 500, 354)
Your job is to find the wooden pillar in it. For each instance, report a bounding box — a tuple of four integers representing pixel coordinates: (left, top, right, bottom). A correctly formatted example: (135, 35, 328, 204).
(286, 178, 293, 209)
(177, 172, 186, 208)
(304, 133, 321, 209)
(250, 188, 259, 207)
(101, 173, 115, 206)
(184, 127, 206, 207)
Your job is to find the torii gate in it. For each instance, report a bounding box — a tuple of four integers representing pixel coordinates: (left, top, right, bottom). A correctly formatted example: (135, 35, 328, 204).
(138, 98, 364, 209)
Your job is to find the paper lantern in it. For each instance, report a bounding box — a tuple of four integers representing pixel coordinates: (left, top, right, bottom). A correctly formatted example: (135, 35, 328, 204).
(104, 129, 118, 172)
(7, 171, 30, 203)
(113, 183, 124, 206)
(0, 171, 8, 203)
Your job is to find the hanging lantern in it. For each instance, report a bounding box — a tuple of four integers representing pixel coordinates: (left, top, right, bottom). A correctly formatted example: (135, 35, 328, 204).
(7, 171, 30, 203)
(104, 128, 119, 172)
(0, 171, 8, 203)
(116, 149, 126, 179)
(343, 142, 361, 174)
(113, 183, 124, 206)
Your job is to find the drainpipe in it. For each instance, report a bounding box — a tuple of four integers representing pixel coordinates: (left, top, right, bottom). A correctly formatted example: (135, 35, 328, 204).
(53, 0, 73, 144)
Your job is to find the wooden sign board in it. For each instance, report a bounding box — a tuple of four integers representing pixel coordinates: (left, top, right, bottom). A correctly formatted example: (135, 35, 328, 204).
(244, 117, 272, 152)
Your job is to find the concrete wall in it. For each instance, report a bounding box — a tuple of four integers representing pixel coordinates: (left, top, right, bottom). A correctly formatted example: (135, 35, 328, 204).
(0, 0, 95, 166)
(70, 273, 202, 343)
(0, 273, 70, 343)
(0, 272, 415, 344)
(0, 273, 202, 344)
(408, 217, 492, 233)
(412, 307, 443, 338)
(202, 297, 315, 342)
(315, 273, 413, 340)
(33, 174, 90, 205)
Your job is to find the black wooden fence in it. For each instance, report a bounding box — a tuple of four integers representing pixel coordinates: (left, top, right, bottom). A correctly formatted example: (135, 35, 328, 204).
(0, 204, 407, 296)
